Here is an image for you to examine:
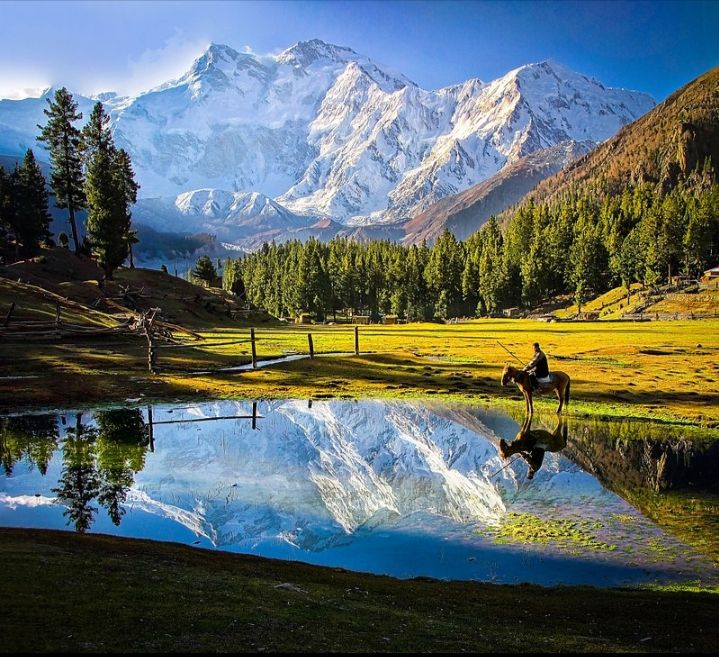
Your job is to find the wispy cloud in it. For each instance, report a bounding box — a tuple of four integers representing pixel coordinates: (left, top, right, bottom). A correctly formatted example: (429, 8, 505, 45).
(88, 29, 209, 97)
(0, 85, 49, 101)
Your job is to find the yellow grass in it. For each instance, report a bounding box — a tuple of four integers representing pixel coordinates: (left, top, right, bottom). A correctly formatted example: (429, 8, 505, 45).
(555, 283, 645, 319)
(163, 318, 719, 427)
(2, 313, 718, 428)
(648, 289, 719, 315)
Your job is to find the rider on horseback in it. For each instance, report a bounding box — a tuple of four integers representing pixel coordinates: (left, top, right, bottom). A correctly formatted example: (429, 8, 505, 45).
(523, 342, 550, 391)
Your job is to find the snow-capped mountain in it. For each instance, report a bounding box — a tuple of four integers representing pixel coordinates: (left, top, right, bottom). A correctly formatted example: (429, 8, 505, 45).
(132, 187, 408, 250)
(401, 139, 595, 244)
(132, 188, 318, 241)
(0, 39, 655, 233)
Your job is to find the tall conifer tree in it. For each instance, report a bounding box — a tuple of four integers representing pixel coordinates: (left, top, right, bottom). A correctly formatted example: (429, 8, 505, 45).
(83, 102, 134, 278)
(113, 149, 140, 268)
(14, 149, 52, 255)
(37, 87, 86, 254)
(0, 166, 17, 252)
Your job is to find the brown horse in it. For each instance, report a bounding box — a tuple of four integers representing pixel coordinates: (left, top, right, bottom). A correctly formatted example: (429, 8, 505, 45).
(499, 416, 568, 479)
(500, 364, 570, 419)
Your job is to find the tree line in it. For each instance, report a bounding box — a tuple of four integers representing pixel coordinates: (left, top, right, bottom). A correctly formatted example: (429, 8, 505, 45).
(0, 88, 139, 278)
(223, 172, 719, 320)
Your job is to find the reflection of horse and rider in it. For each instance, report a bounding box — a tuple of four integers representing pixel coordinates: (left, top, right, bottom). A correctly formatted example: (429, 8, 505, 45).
(499, 416, 568, 479)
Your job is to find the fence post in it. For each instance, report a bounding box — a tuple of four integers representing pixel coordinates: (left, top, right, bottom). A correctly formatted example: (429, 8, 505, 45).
(147, 336, 156, 373)
(3, 302, 15, 327)
(250, 328, 257, 368)
(147, 406, 154, 452)
(252, 401, 258, 430)
(308, 332, 314, 358)
(354, 325, 359, 355)
(143, 310, 158, 373)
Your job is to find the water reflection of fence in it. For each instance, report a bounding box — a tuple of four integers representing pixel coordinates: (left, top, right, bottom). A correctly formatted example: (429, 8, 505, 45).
(146, 401, 263, 450)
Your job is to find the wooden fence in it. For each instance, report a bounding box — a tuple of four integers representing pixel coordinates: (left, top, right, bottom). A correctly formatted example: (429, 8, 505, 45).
(1, 300, 364, 373)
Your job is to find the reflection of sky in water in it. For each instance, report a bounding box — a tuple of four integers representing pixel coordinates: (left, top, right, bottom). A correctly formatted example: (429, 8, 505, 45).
(1, 400, 717, 588)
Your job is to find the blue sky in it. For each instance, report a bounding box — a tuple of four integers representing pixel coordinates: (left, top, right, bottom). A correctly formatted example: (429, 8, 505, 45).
(0, 0, 717, 101)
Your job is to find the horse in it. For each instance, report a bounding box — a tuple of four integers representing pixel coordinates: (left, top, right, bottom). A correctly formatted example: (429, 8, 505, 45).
(500, 364, 570, 419)
(498, 416, 568, 479)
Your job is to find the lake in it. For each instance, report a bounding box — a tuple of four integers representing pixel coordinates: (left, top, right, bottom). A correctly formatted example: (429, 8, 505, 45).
(1, 399, 717, 589)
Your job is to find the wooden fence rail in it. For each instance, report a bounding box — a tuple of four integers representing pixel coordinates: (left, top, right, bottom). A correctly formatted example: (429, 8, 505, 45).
(2, 299, 365, 374)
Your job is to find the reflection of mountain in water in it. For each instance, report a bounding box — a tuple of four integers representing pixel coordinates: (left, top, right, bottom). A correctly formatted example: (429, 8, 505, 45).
(560, 416, 719, 563)
(138, 400, 508, 551)
(3, 400, 719, 586)
(440, 406, 719, 564)
(437, 404, 719, 494)
(563, 417, 719, 493)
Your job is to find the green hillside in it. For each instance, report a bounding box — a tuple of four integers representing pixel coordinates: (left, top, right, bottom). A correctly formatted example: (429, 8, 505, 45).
(529, 66, 719, 203)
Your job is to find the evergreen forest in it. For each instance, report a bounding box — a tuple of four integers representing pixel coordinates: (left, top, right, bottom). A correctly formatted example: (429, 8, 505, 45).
(224, 174, 719, 321)
(0, 89, 138, 279)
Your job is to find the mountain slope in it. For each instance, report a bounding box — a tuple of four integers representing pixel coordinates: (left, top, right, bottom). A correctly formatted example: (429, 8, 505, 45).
(522, 66, 719, 204)
(133, 188, 317, 242)
(401, 140, 593, 244)
(0, 41, 654, 231)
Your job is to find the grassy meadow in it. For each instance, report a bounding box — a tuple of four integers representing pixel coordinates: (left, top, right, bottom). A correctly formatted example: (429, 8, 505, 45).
(3, 271, 719, 653)
(2, 528, 717, 654)
(3, 316, 716, 430)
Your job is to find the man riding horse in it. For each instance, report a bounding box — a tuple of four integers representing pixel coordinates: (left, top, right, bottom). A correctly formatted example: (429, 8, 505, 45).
(524, 342, 550, 391)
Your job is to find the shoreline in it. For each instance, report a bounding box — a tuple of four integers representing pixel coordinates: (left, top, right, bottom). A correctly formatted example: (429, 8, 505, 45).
(2, 369, 718, 438)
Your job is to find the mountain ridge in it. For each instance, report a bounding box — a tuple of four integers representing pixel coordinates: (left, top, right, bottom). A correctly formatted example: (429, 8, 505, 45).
(0, 40, 654, 224)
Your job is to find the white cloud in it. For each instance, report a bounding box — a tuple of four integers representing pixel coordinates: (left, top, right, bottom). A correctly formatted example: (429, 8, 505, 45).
(91, 29, 209, 97)
(0, 67, 51, 100)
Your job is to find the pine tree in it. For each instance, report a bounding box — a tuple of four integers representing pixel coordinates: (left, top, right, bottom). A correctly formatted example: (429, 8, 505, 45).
(85, 149, 125, 277)
(14, 149, 52, 255)
(425, 229, 464, 319)
(569, 212, 607, 313)
(113, 149, 140, 268)
(83, 102, 132, 278)
(192, 255, 218, 287)
(37, 87, 86, 253)
(478, 217, 506, 314)
(0, 166, 17, 252)
(81, 101, 115, 161)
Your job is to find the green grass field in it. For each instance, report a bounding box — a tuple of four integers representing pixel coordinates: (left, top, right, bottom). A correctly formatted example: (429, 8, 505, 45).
(2, 318, 718, 428)
(3, 260, 719, 654)
(2, 528, 717, 654)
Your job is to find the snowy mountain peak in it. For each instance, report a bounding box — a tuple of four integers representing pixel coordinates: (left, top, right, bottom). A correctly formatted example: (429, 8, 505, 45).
(174, 188, 293, 219)
(0, 40, 656, 236)
(181, 42, 273, 90)
(277, 38, 359, 68)
(195, 42, 263, 71)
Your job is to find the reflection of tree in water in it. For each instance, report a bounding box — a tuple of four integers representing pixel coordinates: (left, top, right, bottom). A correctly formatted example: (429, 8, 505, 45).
(52, 413, 100, 533)
(0, 414, 60, 476)
(95, 409, 149, 526)
(52, 408, 150, 532)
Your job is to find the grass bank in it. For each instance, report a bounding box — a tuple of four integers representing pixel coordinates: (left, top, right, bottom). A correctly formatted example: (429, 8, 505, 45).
(2, 528, 717, 653)
(2, 319, 718, 430)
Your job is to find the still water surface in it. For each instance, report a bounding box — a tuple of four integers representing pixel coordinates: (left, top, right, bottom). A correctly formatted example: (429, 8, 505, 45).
(1, 399, 717, 588)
